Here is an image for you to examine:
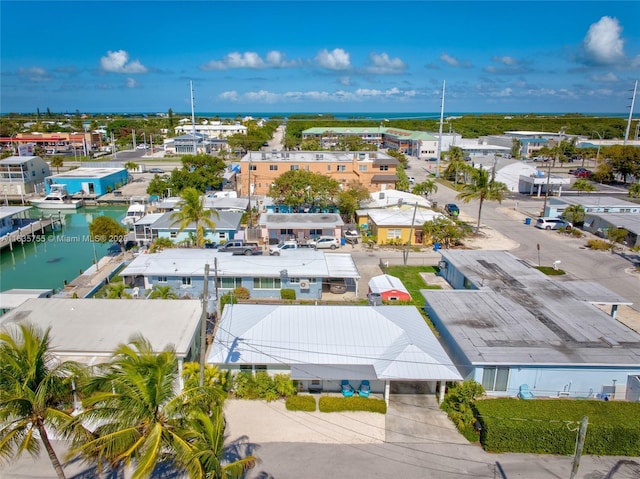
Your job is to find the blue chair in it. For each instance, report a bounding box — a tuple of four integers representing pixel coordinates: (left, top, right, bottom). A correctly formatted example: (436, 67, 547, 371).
(341, 380, 355, 397)
(358, 380, 370, 398)
(517, 384, 534, 399)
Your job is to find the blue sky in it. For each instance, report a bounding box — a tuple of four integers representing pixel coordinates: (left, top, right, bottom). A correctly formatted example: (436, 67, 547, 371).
(2, 1, 639, 115)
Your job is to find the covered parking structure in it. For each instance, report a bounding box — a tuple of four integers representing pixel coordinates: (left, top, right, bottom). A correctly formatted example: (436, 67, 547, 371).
(208, 304, 462, 404)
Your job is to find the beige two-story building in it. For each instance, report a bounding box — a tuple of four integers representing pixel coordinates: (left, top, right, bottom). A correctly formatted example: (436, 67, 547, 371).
(239, 150, 399, 196)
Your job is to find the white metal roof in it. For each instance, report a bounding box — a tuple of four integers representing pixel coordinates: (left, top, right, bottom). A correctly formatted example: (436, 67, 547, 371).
(208, 304, 461, 381)
(257, 213, 344, 229)
(368, 274, 410, 295)
(120, 249, 360, 279)
(363, 208, 443, 227)
(0, 206, 31, 220)
(0, 299, 202, 363)
(365, 190, 432, 209)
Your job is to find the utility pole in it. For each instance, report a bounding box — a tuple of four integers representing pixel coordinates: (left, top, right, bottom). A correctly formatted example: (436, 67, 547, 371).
(199, 263, 210, 387)
(190, 80, 197, 155)
(542, 129, 564, 216)
(403, 202, 419, 265)
(436, 80, 445, 178)
(213, 257, 221, 338)
(569, 416, 589, 479)
(624, 80, 637, 145)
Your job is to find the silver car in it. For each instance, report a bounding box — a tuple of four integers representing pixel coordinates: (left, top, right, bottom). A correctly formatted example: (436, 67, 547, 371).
(308, 236, 340, 250)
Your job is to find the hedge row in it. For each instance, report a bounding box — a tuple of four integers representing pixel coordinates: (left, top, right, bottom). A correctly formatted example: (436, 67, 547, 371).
(285, 395, 317, 411)
(475, 399, 640, 456)
(319, 396, 387, 414)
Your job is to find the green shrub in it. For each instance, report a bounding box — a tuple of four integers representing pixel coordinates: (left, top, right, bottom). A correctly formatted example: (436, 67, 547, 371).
(231, 371, 297, 402)
(475, 399, 640, 455)
(319, 396, 387, 414)
(254, 371, 278, 402)
(233, 286, 250, 299)
(587, 239, 609, 250)
(286, 395, 316, 411)
(281, 288, 296, 300)
(441, 380, 485, 441)
(220, 292, 238, 307)
(535, 266, 566, 275)
(274, 373, 297, 396)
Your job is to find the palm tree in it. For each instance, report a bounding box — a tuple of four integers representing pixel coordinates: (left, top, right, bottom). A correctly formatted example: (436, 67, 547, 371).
(456, 167, 509, 233)
(571, 179, 597, 196)
(50, 156, 64, 174)
(181, 408, 256, 479)
(105, 282, 132, 299)
(444, 147, 468, 184)
(0, 323, 86, 479)
(171, 187, 219, 248)
(69, 335, 225, 479)
(412, 179, 438, 198)
(149, 285, 178, 299)
(562, 204, 585, 226)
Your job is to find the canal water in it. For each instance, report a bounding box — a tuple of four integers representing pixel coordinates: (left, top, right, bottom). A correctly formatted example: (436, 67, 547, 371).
(0, 206, 126, 293)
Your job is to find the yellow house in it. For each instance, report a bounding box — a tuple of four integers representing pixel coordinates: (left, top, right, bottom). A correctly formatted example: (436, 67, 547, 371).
(357, 207, 444, 245)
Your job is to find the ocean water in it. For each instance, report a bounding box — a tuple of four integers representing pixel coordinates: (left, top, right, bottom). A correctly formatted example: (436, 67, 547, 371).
(0, 206, 126, 293)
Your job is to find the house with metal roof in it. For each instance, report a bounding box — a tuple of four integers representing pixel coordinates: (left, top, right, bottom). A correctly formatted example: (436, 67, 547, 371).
(356, 207, 444, 245)
(257, 212, 344, 243)
(45, 167, 128, 196)
(0, 155, 50, 195)
(422, 250, 639, 400)
(546, 196, 640, 218)
(208, 304, 462, 403)
(0, 298, 203, 388)
(150, 210, 243, 246)
(583, 212, 640, 248)
(120, 249, 360, 300)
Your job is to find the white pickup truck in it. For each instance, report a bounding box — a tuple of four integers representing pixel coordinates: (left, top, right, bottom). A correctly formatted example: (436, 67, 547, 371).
(269, 240, 303, 256)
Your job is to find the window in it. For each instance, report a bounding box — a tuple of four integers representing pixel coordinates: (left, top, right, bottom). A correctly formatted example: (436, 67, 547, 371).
(387, 229, 402, 239)
(218, 232, 226, 239)
(217, 277, 240, 289)
(249, 164, 257, 171)
(336, 165, 346, 172)
(253, 277, 282, 289)
(482, 367, 509, 392)
(379, 165, 389, 171)
(290, 165, 299, 171)
(359, 165, 368, 171)
(239, 365, 252, 372)
(269, 165, 278, 171)
(280, 229, 293, 235)
(170, 232, 178, 239)
(327, 165, 331, 171)
(309, 229, 322, 236)
(158, 276, 167, 283)
(254, 365, 267, 372)
(181, 277, 192, 286)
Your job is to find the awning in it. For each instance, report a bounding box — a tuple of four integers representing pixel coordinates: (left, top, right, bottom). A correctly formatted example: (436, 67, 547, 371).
(291, 364, 376, 380)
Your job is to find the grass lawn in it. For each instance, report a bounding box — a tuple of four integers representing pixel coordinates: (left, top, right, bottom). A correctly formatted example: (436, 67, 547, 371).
(384, 265, 441, 309)
(535, 266, 566, 275)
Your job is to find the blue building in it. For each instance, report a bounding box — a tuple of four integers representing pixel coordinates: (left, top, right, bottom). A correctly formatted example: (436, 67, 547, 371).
(150, 211, 242, 246)
(119, 249, 360, 300)
(45, 167, 128, 196)
(422, 250, 639, 401)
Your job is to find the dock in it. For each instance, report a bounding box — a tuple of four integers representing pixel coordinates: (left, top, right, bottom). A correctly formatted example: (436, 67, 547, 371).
(0, 216, 63, 251)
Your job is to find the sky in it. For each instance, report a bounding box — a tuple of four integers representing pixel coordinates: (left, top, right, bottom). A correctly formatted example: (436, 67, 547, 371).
(1, 1, 640, 115)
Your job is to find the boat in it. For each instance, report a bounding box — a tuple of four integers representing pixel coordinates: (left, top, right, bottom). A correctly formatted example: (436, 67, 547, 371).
(31, 184, 83, 210)
(121, 202, 149, 227)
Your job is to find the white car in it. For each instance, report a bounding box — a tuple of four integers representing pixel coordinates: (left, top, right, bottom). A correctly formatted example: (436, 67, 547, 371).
(308, 236, 340, 250)
(408, 176, 416, 185)
(269, 240, 299, 255)
(535, 217, 572, 230)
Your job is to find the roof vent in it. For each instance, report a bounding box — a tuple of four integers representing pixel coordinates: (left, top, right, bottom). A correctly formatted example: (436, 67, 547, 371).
(600, 336, 621, 348)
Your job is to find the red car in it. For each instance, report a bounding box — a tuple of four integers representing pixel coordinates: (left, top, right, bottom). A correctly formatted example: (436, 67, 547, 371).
(574, 170, 592, 178)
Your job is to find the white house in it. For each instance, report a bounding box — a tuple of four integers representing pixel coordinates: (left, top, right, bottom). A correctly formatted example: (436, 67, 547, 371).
(0, 156, 51, 195)
(207, 304, 462, 403)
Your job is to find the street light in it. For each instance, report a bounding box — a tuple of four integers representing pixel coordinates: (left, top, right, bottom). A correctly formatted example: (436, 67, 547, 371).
(592, 131, 602, 168)
(541, 128, 565, 216)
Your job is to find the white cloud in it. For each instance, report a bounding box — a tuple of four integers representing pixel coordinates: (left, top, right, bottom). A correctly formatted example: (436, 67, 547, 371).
(200, 50, 296, 70)
(365, 53, 406, 74)
(17, 67, 49, 81)
(339, 76, 351, 86)
(100, 50, 147, 73)
(590, 72, 619, 82)
(315, 48, 351, 70)
(492, 56, 517, 66)
(218, 87, 418, 103)
(126, 78, 138, 88)
(491, 88, 513, 97)
(582, 16, 625, 65)
(440, 53, 471, 68)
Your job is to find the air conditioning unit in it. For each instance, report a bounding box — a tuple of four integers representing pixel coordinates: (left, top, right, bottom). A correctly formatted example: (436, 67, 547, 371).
(299, 279, 310, 290)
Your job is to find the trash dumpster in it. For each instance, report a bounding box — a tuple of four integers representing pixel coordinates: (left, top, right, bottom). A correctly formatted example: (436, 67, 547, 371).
(524, 217, 531, 225)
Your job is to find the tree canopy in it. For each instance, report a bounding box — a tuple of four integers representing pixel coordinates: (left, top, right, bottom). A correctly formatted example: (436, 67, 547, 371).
(268, 170, 340, 210)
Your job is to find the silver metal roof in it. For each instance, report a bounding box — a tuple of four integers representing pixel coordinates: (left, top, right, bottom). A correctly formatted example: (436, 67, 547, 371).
(121, 249, 360, 279)
(0, 299, 202, 362)
(257, 213, 344, 229)
(0, 205, 31, 220)
(550, 196, 639, 208)
(364, 208, 443, 227)
(368, 274, 410, 295)
(150, 211, 242, 231)
(208, 304, 461, 381)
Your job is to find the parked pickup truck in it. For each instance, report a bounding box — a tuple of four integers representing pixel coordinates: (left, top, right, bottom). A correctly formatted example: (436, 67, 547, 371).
(217, 240, 261, 255)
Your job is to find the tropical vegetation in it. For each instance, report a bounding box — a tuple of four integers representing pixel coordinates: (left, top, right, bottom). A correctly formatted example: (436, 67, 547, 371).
(456, 167, 509, 233)
(170, 187, 219, 248)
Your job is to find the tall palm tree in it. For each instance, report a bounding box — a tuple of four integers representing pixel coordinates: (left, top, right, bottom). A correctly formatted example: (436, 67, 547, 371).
(562, 204, 585, 225)
(149, 285, 178, 299)
(50, 156, 64, 174)
(571, 179, 597, 196)
(412, 179, 438, 198)
(171, 187, 219, 248)
(456, 167, 509, 233)
(0, 323, 86, 479)
(69, 336, 224, 479)
(181, 408, 256, 479)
